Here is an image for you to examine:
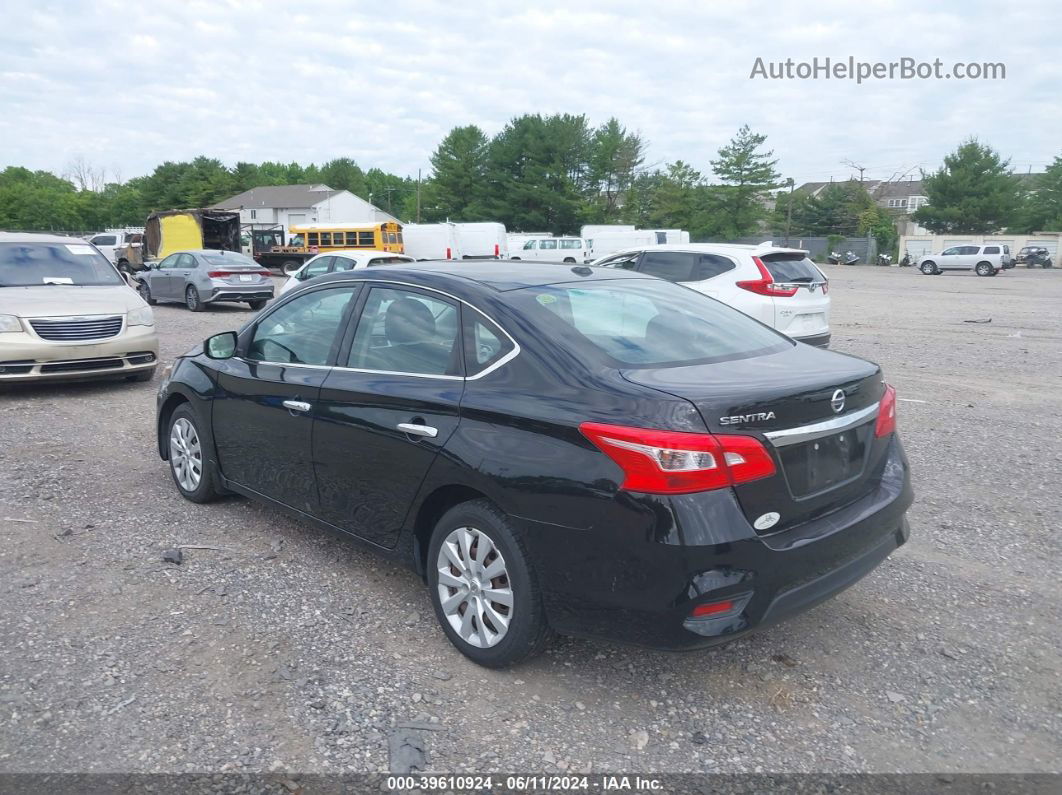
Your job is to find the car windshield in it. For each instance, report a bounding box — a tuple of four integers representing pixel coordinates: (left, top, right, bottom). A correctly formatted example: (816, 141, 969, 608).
(0, 242, 124, 287)
(512, 278, 791, 367)
(201, 252, 259, 268)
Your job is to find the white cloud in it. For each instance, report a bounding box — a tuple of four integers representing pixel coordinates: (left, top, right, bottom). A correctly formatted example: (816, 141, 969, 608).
(0, 0, 1055, 183)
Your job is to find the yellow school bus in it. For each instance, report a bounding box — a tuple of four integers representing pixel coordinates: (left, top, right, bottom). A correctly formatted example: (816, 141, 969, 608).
(288, 221, 404, 254)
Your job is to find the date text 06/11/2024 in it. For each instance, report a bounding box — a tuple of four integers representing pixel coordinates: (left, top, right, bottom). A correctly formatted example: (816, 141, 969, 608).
(384, 774, 664, 791)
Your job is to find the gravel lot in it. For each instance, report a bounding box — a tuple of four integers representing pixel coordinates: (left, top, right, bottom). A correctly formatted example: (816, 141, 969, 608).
(1, 266, 1059, 776)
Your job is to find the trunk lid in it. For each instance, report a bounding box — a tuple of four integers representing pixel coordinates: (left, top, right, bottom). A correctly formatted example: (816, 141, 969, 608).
(622, 344, 887, 533)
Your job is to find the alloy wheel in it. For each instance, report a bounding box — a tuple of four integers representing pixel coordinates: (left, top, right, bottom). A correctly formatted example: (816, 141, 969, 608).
(169, 417, 203, 491)
(436, 526, 514, 648)
(186, 287, 199, 310)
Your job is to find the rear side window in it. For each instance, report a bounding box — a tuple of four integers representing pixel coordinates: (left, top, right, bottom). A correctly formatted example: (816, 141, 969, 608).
(983, 246, 1000, 254)
(514, 278, 789, 367)
(463, 307, 515, 375)
(638, 252, 736, 282)
(759, 253, 823, 283)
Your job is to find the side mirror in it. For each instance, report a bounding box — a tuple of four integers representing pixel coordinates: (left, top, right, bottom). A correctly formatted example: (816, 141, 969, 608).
(205, 331, 238, 360)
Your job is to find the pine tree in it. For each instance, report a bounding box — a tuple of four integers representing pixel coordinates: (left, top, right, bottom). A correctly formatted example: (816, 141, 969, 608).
(710, 125, 781, 236)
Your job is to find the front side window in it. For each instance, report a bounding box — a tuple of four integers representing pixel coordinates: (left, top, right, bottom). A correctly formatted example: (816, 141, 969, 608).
(512, 278, 789, 367)
(0, 242, 124, 287)
(523, 240, 537, 250)
(247, 287, 358, 365)
(91, 235, 117, 246)
(597, 252, 640, 270)
(288, 234, 305, 247)
(300, 256, 334, 280)
(347, 287, 461, 376)
(158, 254, 180, 269)
(941, 247, 960, 256)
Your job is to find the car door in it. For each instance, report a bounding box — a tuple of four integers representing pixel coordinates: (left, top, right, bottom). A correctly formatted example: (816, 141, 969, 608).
(171, 252, 197, 297)
(211, 285, 361, 513)
(312, 284, 465, 547)
(938, 246, 964, 270)
(149, 253, 180, 299)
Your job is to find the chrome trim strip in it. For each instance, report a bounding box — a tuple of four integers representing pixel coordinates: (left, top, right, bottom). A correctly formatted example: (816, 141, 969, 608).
(764, 402, 880, 447)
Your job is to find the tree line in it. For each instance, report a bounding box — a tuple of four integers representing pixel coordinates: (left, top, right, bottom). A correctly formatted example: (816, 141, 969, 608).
(2, 119, 1060, 244)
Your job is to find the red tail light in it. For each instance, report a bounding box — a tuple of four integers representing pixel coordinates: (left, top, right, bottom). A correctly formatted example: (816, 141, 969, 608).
(690, 599, 735, 617)
(736, 257, 798, 297)
(579, 422, 776, 495)
(494, 243, 500, 257)
(445, 247, 452, 259)
(875, 384, 897, 437)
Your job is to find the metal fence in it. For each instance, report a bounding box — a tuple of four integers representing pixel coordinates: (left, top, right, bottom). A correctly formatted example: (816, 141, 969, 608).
(695, 235, 875, 264)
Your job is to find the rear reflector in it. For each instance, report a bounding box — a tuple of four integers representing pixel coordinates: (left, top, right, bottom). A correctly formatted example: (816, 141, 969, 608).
(690, 599, 735, 618)
(875, 384, 897, 437)
(494, 243, 500, 257)
(579, 422, 776, 495)
(736, 257, 799, 297)
(446, 247, 452, 259)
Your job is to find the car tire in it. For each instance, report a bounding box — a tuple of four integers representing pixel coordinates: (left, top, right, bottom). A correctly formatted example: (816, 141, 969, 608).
(281, 260, 302, 276)
(563, 257, 576, 263)
(427, 499, 552, 668)
(510, 257, 520, 261)
(185, 285, 204, 312)
(247, 299, 268, 311)
(920, 261, 937, 275)
(138, 281, 157, 305)
(127, 368, 156, 383)
(975, 261, 994, 277)
(166, 404, 220, 503)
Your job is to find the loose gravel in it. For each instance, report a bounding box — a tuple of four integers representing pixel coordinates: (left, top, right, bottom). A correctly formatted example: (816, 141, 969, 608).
(1, 268, 1059, 774)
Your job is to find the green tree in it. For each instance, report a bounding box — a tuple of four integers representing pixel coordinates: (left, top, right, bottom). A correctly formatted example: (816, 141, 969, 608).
(794, 181, 872, 236)
(317, 158, 367, 196)
(1012, 154, 1062, 232)
(709, 125, 781, 236)
(587, 118, 644, 223)
(423, 125, 490, 221)
(858, 205, 897, 253)
(912, 139, 1020, 233)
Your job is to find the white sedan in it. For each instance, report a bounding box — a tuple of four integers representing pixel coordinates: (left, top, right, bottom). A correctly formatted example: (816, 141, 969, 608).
(279, 250, 416, 295)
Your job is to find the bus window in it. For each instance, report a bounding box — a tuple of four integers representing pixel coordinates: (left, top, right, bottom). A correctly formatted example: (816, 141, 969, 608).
(345, 232, 359, 246)
(308, 233, 319, 246)
(388, 232, 397, 244)
(397, 231, 404, 244)
(358, 231, 375, 246)
(288, 234, 304, 247)
(319, 232, 332, 247)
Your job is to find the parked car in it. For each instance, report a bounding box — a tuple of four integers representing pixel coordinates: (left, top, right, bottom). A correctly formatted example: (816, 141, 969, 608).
(509, 236, 589, 263)
(0, 232, 158, 383)
(592, 244, 832, 348)
(156, 261, 912, 667)
(279, 250, 416, 295)
(87, 229, 142, 265)
(135, 250, 274, 312)
(1015, 246, 1053, 268)
(917, 244, 1006, 276)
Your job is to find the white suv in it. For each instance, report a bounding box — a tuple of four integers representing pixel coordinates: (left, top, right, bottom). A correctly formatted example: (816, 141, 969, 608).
(917, 244, 1006, 276)
(591, 243, 831, 347)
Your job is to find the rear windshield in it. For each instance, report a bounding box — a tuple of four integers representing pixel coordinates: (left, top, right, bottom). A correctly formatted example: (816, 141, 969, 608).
(0, 242, 124, 287)
(201, 253, 259, 268)
(760, 253, 823, 283)
(511, 278, 790, 367)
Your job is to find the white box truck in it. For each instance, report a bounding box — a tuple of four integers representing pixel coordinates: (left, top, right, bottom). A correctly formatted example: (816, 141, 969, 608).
(585, 229, 658, 261)
(455, 222, 507, 259)
(402, 223, 462, 260)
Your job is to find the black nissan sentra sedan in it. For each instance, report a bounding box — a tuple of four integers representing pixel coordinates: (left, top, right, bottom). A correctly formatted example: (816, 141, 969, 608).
(156, 261, 912, 667)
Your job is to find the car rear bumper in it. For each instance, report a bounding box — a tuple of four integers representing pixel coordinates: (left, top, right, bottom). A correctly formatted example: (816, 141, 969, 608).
(205, 287, 274, 303)
(0, 326, 160, 382)
(521, 435, 912, 650)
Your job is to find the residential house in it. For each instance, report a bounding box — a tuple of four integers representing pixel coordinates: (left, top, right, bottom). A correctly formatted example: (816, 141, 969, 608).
(211, 184, 397, 242)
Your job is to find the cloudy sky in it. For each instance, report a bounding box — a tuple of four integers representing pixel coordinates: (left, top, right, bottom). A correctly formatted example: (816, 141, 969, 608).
(2, 0, 1058, 186)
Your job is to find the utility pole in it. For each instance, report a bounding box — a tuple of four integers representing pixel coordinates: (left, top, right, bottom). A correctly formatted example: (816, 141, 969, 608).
(416, 168, 422, 223)
(784, 177, 795, 246)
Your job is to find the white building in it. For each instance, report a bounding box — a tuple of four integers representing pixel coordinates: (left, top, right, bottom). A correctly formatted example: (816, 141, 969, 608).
(211, 184, 397, 239)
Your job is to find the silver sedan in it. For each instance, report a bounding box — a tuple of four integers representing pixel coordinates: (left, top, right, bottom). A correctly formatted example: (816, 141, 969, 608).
(136, 249, 274, 312)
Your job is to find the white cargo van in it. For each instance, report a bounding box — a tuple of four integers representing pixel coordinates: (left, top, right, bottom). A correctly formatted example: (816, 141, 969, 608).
(402, 223, 462, 260)
(585, 230, 657, 260)
(455, 222, 507, 259)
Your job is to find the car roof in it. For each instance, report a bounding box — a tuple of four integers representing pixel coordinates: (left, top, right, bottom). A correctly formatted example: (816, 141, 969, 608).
(309, 259, 650, 292)
(598, 242, 810, 258)
(0, 231, 93, 245)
